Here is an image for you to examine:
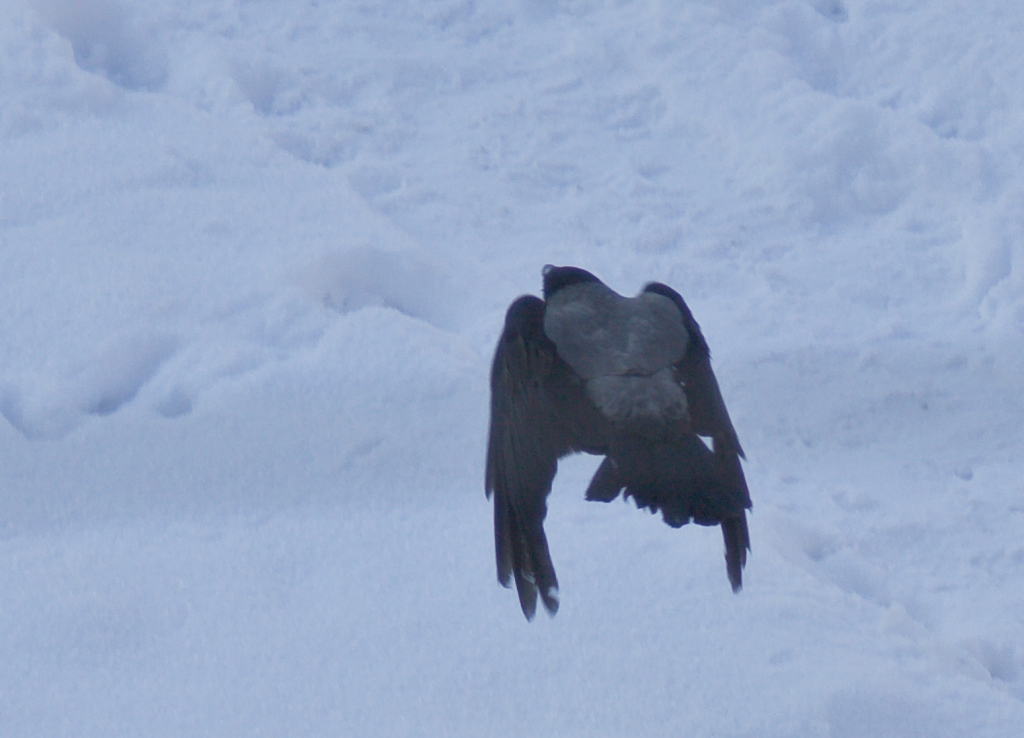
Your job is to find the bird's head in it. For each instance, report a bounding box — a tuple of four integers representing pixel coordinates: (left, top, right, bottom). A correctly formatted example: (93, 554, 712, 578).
(542, 265, 601, 299)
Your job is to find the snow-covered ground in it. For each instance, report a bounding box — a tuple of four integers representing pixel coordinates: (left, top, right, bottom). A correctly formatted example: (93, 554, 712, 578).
(2, 0, 1023, 734)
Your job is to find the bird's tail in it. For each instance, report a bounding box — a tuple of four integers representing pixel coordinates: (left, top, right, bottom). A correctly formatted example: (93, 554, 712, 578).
(584, 457, 624, 502)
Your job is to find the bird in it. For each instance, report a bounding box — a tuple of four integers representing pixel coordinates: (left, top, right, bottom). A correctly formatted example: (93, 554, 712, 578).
(485, 265, 751, 619)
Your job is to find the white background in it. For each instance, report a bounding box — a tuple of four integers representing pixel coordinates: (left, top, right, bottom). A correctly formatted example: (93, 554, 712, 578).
(2, 1, 1023, 735)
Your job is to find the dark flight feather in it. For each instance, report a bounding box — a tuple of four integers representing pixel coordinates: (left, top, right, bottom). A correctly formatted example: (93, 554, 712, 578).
(486, 296, 565, 618)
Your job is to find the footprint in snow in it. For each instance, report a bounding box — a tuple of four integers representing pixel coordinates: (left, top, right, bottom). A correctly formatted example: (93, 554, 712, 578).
(0, 333, 178, 440)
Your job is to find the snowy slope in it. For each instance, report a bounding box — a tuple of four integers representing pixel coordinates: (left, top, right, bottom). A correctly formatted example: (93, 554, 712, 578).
(2, 0, 1023, 735)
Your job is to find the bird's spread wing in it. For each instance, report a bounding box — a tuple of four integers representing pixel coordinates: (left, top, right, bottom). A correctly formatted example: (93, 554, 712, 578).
(644, 282, 744, 458)
(621, 282, 750, 590)
(486, 296, 568, 619)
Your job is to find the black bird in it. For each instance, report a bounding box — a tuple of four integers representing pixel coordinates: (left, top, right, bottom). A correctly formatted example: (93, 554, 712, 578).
(486, 265, 751, 619)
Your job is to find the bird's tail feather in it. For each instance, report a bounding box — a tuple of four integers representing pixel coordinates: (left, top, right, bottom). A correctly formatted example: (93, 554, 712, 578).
(584, 457, 623, 502)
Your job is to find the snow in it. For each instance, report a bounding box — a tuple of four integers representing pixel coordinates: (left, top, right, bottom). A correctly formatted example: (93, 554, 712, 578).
(1, 0, 1023, 734)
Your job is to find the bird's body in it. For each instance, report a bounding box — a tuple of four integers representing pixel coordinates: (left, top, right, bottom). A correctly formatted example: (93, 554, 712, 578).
(486, 266, 751, 619)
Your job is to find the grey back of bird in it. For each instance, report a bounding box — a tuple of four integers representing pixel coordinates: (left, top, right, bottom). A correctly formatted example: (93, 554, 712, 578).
(544, 281, 691, 432)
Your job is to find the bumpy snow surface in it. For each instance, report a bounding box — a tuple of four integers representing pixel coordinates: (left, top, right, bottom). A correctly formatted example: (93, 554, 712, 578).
(2, 1, 1024, 735)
